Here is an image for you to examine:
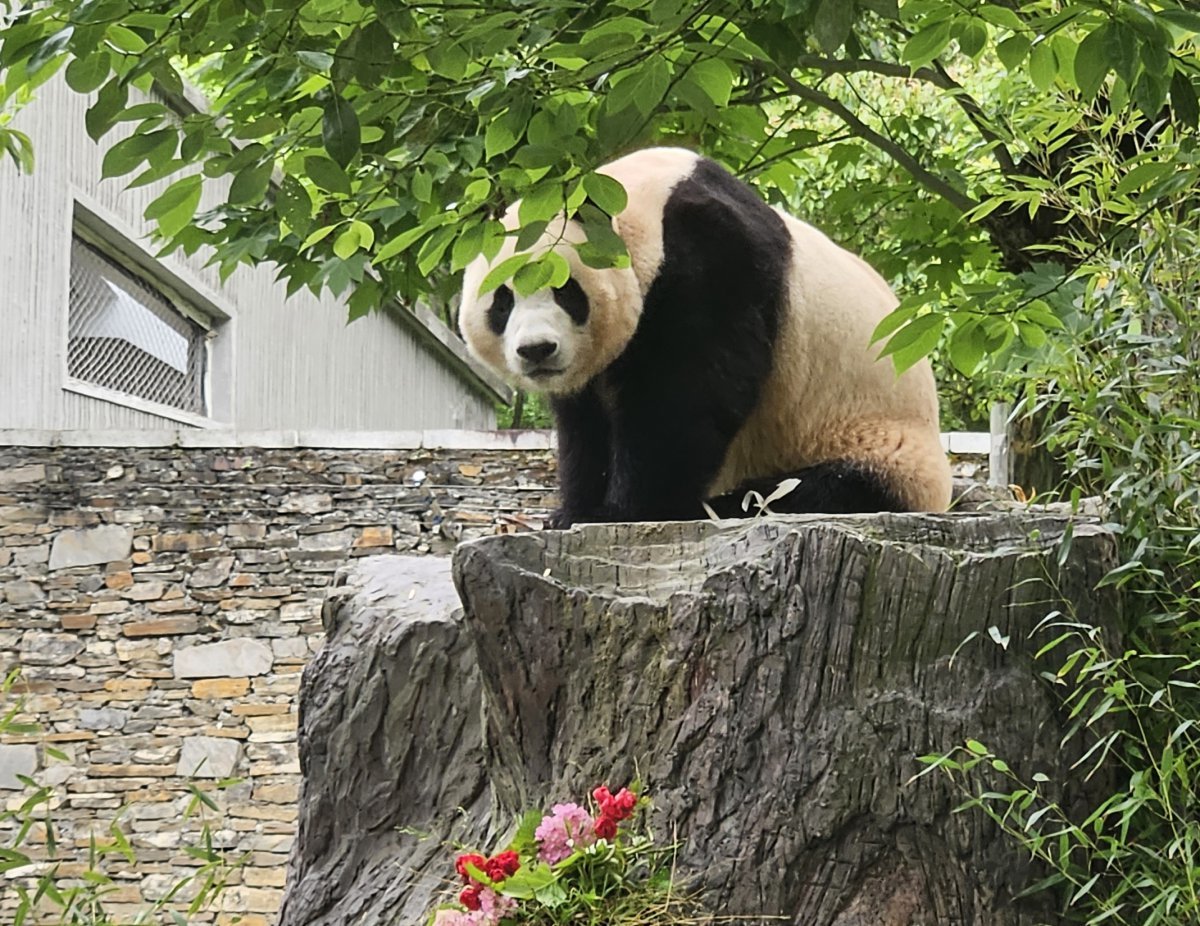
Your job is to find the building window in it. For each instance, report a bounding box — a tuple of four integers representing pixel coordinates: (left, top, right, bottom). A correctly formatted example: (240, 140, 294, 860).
(68, 236, 208, 416)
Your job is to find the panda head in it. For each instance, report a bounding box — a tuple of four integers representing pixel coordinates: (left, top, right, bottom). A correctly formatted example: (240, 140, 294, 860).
(458, 216, 642, 396)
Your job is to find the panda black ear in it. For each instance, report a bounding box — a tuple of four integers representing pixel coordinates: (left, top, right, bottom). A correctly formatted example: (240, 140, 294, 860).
(552, 278, 589, 325)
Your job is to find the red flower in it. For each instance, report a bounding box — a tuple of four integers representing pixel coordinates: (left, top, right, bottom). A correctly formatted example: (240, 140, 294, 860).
(455, 853, 487, 884)
(459, 885, 482, 911)
(593, 784, 638, 824)
(594, 814, 618, 839)
(485, 849, 521, 882)
(611, 788, 637, 818)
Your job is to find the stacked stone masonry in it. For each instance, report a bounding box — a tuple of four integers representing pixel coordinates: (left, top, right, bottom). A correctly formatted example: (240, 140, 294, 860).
(0, 443, 556, 925)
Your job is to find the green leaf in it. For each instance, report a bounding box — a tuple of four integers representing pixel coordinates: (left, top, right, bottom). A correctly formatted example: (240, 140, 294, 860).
(228, 160, 272, 205)
(276, 176, 314, 233)
(870, 304, 915, 345)
(301, 224, 336, 251)
(612, 57, 671, 116)
(479, 252, 533, 294)
(1170, 70, 1199, 127)
(901, 22, 951, 67)
(583, 172, 627, 215)
(144, 174, 202, 238)
(813, 0, 854, 54)
(353, 21, 395, 85)
(322, 94, 361, 169)
(427, 41, 469, 79)
(65, 53, 110, 93)
(85, 77, 128, 142)
(373, 213, 455, 264)
(350, 219, 374, 251)
(28, 26, 73, 76)
(450, 220, 486, 272)
(305, 155, 352, 195)
(411, 169, 433, 203)
(514, 256, 554, 296)
(688, 57, 734, 107)
(463, 177, 492, 205)
(484, 119, 519, 160)
(966, 739, 989, 756)
(519, 182, 564, 225)
(1074, 23, 1112, 99)
(977, 5, 1024, 31)
(1159, 9, 1200, 34)
(956, 21, 989, 59)
(879, 312, 944, 373)
(947, 319, 985, 376)
(1115, 161, 1171, 196)
(333, 225, 361, 259)
(1110, 22, 1138, 87)
(1028, 42, 1056, 90)
(100, 129, 175, 180)
(500, 863, 559, 900)
(996, 34, 1031, 71)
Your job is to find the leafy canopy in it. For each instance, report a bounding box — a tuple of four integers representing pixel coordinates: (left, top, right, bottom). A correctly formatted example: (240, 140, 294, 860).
(0, 0, 1198, 371)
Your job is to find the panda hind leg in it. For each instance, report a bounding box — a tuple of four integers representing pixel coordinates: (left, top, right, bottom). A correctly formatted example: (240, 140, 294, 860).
(706, 460, 908, 518)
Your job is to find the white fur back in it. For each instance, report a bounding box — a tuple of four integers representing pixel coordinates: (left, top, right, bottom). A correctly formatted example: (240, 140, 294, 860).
(711, 213, 951, 511)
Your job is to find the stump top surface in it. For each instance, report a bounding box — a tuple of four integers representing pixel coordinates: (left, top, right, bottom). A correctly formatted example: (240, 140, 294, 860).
(451, 511, 1107, 602)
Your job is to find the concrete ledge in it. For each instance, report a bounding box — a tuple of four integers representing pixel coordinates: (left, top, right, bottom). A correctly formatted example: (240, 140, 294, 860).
(0, 429, 989, 454)
(0, 429, 557, 451)
(942, 431, 990, 455)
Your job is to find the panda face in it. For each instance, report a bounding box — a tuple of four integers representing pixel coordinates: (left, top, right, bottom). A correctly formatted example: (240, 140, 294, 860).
(473, 278, 592, 395)
(458, 214, 644, 397)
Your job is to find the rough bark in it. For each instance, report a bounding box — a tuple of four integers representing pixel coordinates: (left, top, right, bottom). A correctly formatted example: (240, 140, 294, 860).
(279, 556, 490, 926)
(281, 513, 1119, 926)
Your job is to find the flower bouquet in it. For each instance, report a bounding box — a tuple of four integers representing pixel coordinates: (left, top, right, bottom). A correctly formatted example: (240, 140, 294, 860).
(429, 784, 706, 926)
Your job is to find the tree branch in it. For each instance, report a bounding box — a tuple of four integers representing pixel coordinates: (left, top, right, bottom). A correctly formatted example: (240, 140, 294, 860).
(766, 66, 980, 215)
(792, 55, 1018, 175)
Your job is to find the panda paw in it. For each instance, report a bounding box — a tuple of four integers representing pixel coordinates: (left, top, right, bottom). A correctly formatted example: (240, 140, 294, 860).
(545, 508, 576, 530)
(545, 505, 621, 529)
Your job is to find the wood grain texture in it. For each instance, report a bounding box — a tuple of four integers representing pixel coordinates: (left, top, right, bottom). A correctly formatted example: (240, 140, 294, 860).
(282, 513, 1120, 926)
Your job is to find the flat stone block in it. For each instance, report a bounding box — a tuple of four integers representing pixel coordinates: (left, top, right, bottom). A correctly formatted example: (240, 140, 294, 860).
(0, 744, 38, 789)
(175, 640, 273, 679)
(178, 736, 242, 778)
(49, 525, 134, 570)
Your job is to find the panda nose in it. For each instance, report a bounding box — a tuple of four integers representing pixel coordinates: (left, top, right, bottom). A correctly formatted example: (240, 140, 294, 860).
(517, 341, 558, 363)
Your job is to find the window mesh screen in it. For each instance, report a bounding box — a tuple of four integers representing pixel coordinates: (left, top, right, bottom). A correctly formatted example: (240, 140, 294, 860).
(68, 237, 207, 415)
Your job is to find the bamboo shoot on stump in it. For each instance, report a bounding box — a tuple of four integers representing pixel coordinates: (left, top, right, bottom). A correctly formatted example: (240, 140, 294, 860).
(280, 513, 1119, 926)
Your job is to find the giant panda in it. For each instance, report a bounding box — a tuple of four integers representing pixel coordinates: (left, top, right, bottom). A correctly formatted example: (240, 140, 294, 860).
(458, 147, 952, 527)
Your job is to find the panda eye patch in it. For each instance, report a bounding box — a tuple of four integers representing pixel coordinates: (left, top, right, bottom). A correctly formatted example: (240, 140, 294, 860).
(487, 285, 514, 335)
(553, 277, 589, 325)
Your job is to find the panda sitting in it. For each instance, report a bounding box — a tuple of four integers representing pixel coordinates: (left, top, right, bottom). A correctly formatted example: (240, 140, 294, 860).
(458, 147, 952, 528)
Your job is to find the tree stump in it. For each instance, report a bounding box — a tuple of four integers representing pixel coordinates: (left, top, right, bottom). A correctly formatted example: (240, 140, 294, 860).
(280, 513, 1119, 926)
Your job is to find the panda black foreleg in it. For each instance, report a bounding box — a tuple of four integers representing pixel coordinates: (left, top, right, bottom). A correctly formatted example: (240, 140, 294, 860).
(598, 388, 741, 523)
(547, 387, 611, 528)
(705, 460, 908, 518)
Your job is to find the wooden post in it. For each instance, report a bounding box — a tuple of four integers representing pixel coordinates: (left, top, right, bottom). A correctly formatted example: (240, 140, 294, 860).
(990, 401, 1012, 488)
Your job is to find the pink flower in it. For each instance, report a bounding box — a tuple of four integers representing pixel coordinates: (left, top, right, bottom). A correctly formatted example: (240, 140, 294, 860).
(534, 802, 596, 864)
(477, 887, 518, 922)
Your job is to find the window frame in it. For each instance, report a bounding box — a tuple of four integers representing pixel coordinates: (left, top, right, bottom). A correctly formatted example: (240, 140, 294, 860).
(64, 197, 233, 428)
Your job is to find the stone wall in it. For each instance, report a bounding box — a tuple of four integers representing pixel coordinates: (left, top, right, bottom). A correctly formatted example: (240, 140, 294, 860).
(0, 435, 555, 925)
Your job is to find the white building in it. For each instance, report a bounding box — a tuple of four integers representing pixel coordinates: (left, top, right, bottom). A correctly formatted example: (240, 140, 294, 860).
(0, 76, 507, 433)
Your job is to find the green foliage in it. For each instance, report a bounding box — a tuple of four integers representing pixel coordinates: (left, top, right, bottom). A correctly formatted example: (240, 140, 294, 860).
(918, 109, 1200, 922)
(1, 0, 1196, 349)
(0, 669, 240, 925)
